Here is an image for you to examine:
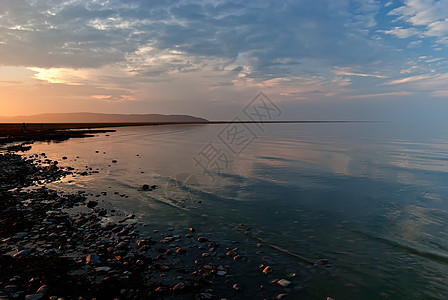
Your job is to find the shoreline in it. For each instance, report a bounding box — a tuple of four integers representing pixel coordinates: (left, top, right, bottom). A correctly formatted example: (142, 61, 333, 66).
(0, 120, 369, 146)
(0, 141, 306, 299)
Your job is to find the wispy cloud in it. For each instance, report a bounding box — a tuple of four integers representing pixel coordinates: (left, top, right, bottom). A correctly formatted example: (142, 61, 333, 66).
(431, 90, 448, 97)
(333, 66, 388, 78)
(347, 91, 413, 98)
(385, 74, 433, 85)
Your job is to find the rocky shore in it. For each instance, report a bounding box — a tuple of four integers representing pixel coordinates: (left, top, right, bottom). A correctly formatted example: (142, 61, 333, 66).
(0, 148, 307, 299)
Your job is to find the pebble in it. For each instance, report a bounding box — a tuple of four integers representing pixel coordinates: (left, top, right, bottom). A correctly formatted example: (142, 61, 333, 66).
(172, 282, 185, 292)
(25, 294, 44, 300)
(95, 266, 111, 272)
(86, 200, 98, 208)
(277, 279, 291, 287)
(86, 253, 101, 264)
(14, 249, 31, 257)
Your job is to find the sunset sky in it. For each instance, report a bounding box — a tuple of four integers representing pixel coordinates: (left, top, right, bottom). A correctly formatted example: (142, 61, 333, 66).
(1, 0, 447, 120)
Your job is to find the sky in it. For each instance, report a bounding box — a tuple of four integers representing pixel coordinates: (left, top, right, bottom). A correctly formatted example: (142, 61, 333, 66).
(0, 0, 447, 121)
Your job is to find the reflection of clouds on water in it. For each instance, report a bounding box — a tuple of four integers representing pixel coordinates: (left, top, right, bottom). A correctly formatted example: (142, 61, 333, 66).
(164, 172, 200, 208)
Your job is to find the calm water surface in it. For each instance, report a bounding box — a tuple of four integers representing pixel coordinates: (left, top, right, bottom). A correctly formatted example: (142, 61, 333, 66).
(28, 122, 448, 299)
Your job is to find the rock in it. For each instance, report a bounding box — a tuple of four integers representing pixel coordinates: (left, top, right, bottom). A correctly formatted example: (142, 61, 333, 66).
(275, 294, 288, 299)
(25, 294, 44, 300)
(172, 282, 185, 292)
(115, 241, 128, 249)
(217, 271, 227, 276)
(277, 279, 291, 287)
(112, 160, 117, 163)
(189, 227, 196, 232)
(15, 232, 28, 238)
(5, 285, 18, 293)
(86, 200, 98, 208)
(155, 286, 168, 293)
(86, 253, 101, 265)
(263, 266, 273, 275)
(195, 293, 213, 299)
(176, 248, 186, 254)
(14, 249, 31, 257)
(95, 266, 111, 272)
(44, 249, 56, 255)
(232, 283, 242, 291)
(36, 285, 49, 295)
(141, 184, 150, 191)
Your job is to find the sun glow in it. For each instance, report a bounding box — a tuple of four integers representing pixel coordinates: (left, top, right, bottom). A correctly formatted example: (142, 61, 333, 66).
(28, 68, 88, 85)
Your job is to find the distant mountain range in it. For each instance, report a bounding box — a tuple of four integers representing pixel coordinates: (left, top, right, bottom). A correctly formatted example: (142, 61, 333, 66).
(0, 113, 208, 123)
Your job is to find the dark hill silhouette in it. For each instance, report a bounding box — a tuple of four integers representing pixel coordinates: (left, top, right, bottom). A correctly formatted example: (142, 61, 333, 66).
(0, 112, 208, 123)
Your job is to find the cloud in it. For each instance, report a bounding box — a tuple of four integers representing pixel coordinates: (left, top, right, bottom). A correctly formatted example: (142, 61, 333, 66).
(431, 90, 448, 97)
(347, 91, 413, 98)
(333, 66, 388, 78)
(0, 0, 393, 79)
(388, 0, 448, 45)
(379, 26, 420, 38)
(385, 74, 433, 85)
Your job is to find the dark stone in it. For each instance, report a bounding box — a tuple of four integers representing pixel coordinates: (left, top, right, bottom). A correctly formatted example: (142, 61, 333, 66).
(86, 200, 98, 208)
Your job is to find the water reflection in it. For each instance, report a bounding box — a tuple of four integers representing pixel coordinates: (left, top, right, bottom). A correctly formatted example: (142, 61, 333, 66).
(26, 122, 448, 298)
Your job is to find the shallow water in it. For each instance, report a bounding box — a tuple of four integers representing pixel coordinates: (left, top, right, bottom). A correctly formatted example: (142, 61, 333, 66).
(27, 122, 448, 299)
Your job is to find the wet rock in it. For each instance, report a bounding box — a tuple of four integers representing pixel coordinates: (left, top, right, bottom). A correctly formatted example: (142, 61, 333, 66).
(86, 200, 98, 208)
(176, 248, 186, 254)
(15, 232, 28, 238)
(226, 250, 237, 257)
(14, 249, 31, 257)
(95, 266, 111, 272)
(195, 293, 213, 299)
(263, 266, 273, 275)
(277, 279, 291, 287)
(44, 249, 56, 255)
(172, 282, 185, 292)
(116, 241, 128, 249)
(86, 253, 101, 265)
(25, 294, 44, 300)
(36, 285, 49, 295)
(5, 285, 18, 293)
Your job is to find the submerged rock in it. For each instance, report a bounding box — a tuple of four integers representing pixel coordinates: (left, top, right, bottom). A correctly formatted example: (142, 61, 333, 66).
(277, 279, 291, 287)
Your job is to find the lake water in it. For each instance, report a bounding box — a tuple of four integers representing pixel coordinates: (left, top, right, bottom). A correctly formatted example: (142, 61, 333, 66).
(27, 122, 448, 299)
